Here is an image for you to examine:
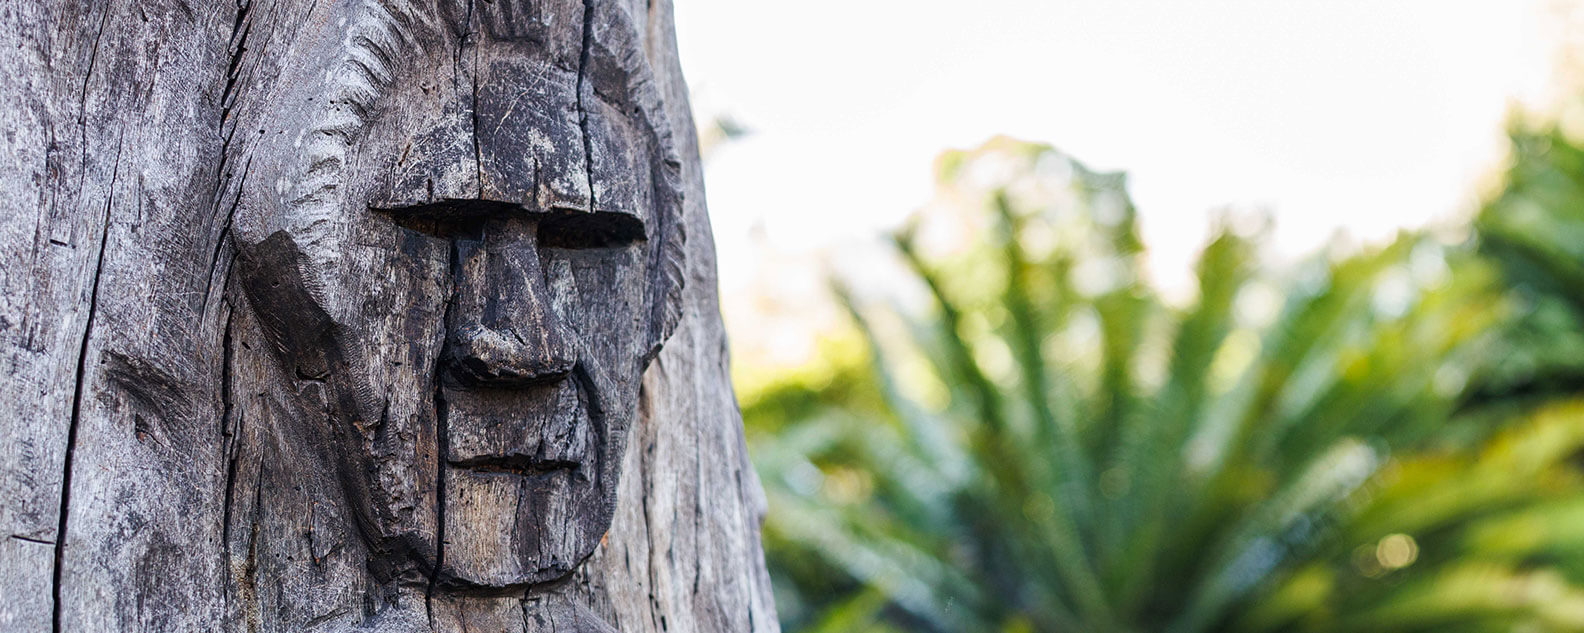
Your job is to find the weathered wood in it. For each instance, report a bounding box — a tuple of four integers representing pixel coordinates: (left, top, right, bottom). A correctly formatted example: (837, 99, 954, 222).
(0, 2, 776, 631)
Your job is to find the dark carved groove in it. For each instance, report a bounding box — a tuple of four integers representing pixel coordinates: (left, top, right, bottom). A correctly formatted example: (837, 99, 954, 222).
(52, 135, 121, 633)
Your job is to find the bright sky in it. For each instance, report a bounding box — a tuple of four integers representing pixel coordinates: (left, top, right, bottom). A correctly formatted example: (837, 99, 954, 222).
(675, 0, 1563, 300)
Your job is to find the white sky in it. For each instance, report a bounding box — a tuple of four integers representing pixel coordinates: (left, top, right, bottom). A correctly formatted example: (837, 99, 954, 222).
(675, 0, 1562, 299)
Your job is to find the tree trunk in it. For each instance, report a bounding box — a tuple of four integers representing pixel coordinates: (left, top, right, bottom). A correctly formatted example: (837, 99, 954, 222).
(0, 3, 777, 632)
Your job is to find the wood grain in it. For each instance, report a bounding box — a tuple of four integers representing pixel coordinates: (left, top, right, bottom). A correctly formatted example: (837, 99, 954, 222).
(0, 2, 777, 631)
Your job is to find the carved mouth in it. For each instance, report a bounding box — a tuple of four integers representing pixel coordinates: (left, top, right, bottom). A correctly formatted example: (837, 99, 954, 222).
(447, 454, 580, 476)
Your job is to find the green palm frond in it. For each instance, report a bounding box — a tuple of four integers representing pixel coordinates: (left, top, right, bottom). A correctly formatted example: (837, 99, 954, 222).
(747, 133, 1584, 632)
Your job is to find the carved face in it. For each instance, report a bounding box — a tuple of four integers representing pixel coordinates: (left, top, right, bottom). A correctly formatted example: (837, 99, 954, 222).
(231, 0, 683, 588)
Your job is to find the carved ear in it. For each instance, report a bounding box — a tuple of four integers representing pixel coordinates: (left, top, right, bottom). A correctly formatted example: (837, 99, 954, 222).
(645, 154, 687, 364)
(580, 0, 689, 364)
(234, 231, 342, 382)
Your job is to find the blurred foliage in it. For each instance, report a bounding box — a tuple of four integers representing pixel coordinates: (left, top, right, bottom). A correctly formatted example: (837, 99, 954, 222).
(1470, 120, 1584, 412)
(741, 127, 1584, 632)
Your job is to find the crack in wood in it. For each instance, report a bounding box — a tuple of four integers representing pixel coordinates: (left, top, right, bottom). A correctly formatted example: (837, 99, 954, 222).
(468, 0, 482, 199)
(51, 128, 122, 633)
(219, 307, 241, 625)
(426, 236, 461, 625)
(575, 0, 598, 214)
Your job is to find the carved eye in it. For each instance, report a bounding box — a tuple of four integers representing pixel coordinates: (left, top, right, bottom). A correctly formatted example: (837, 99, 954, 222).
(536, 211, 646, 249)
(374, 200, 505, 239)
(374, 202, 646, 250)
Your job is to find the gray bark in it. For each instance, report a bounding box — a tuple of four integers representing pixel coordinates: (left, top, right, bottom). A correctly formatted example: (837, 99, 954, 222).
(0, 3, 777, 632)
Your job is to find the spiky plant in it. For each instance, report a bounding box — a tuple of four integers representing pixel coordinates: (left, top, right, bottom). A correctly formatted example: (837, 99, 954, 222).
(745, 137, 1584, 632)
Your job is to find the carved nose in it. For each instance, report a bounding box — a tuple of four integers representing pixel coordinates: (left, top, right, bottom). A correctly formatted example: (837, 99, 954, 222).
(444, 219, 577, 387)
